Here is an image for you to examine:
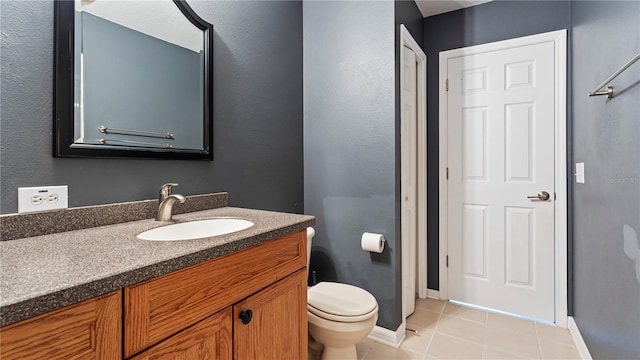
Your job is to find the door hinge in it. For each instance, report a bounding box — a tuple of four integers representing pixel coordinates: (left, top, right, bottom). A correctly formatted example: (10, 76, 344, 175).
(446, 255, 449, 268)
(446, 167, 449, 180)
(446, 79, 449, 92)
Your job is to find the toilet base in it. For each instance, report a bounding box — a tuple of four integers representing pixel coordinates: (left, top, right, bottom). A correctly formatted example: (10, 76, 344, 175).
(308, 310, 377, 360)
(321, 345, 357, 360)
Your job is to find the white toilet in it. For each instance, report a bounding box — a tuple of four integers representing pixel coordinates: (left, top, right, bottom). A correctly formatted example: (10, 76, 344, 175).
(306, 227, 379, 360)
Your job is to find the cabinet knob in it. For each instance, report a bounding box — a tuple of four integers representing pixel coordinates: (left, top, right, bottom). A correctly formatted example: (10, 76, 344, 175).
(239, 310, 253, 325)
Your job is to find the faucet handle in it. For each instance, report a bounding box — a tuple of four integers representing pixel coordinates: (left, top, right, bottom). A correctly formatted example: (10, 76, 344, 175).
(159, 183, 179, 202)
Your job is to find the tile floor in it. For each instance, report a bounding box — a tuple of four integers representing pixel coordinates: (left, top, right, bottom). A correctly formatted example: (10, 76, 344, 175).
(314, 298, 582, 360)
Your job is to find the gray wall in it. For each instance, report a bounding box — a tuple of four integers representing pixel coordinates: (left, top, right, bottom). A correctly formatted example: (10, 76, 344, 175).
(395, 0, 424, 47)
(571, 1, 640, 359)
(0, 0, 303, 214)
(303, 1, 400, 329)
(422, 0, 571, 290)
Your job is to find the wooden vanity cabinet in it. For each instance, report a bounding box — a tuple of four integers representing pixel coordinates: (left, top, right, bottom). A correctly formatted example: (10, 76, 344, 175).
(130, 269, 307, 360)
(124, 230, 308, 359)
(0, 290, 121, 360)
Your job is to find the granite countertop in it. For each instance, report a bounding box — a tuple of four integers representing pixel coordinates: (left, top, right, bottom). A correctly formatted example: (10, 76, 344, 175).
(0, 206, 315, 326)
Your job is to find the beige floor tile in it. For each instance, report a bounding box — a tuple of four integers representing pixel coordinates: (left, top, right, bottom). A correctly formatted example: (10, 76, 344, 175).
(435, 315, 486, 344)
(539, 340, 581, 360)
(486, 312, 537, 337)
(401, 330, 434, 355)
(365, 341, 424, 360)
(426, 333, 483, 360)
(482, 347, 529, 359)
(354, 301, 575, 360)
(416, 298, 446, 314)
(484, 326, 540, 359)
(535, 323, 576, 346)
(357, 338, 375, 360)
(443, 303, 487, 324)
(407, 307, 441, 332)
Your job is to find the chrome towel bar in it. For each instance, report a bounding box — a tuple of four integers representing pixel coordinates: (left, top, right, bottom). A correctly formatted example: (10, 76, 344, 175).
(99, 125, 175, 139)
(98, 139, 173, 148)
(588, 53, 640, 98)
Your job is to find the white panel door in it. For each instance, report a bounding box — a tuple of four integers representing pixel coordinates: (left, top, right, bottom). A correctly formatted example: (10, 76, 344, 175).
(402, 45, 417, 317)
(447, 40, 556, 321)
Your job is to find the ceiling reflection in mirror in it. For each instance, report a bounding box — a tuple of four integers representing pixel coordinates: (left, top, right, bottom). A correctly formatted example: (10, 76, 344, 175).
(54, 0, 213, 159)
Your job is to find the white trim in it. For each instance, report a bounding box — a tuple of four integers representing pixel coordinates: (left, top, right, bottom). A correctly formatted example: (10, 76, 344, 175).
(438, 30, 568, 324)
(368, 323, 406, 348)
(399, 24, 428, 324)
(553, 30, 569, 328)
(426, 289, 440, 300)
(568, 316, 593, 360)
(438, 50, 449, 300)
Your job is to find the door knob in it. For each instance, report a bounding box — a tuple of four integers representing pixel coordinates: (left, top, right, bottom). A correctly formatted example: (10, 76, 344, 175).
(527, 191, 550, 201)
(239, 310, 252, 325)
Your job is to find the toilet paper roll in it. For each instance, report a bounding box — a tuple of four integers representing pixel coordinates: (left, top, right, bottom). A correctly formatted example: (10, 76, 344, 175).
(361, 232, 385, 253)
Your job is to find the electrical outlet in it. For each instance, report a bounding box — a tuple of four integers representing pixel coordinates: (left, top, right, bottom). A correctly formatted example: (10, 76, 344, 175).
(47, 193, 59, 203)
(18, 186, 68, 213)
(31, 194, 44, 205)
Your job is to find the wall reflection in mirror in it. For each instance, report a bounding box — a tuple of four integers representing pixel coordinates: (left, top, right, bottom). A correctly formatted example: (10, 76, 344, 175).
(55, 0, 213, 159)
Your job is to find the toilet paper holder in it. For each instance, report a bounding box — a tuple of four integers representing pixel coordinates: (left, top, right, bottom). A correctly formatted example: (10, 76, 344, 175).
(361, 232, 385, 253)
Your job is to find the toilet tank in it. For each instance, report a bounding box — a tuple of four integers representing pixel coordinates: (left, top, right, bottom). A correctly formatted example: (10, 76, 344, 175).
(306, 227, 315, 267)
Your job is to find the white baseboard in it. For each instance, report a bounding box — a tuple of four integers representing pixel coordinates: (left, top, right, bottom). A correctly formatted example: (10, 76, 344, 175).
(368, 323, 405, 348)
(365, 289, 438, 350)
(427, 289, 440, 300)
(568, 316, 592, 360)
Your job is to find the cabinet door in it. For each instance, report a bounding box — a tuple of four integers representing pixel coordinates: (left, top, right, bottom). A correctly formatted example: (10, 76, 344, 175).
(0, 291, 121, 360)
(131, 307, 232, 360)
(234, 268, 307, 360)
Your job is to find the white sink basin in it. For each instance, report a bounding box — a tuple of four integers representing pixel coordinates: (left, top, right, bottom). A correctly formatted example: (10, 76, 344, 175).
(137, 218, 254, 241)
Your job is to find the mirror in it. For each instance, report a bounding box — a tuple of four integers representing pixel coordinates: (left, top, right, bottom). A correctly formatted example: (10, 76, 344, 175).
(54, 0, 213, 159)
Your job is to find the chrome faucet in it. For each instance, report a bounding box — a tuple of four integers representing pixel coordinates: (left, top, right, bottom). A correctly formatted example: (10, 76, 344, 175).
(156, 183, 186, 221)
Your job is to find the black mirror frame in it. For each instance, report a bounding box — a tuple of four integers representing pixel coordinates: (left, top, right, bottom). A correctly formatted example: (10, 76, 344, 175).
(53, 0, 213, 160)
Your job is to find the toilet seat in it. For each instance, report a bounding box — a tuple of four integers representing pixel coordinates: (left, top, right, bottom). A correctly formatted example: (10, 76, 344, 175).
(308, 282, 378, 323)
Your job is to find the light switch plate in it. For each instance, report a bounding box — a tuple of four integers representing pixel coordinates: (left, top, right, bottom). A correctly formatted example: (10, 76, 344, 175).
(575, 162, 585, 184)
(18, 186, 69, 213)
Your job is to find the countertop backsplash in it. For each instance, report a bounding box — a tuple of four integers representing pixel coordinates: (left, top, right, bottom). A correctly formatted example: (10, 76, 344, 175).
(0, 192, 229, 241)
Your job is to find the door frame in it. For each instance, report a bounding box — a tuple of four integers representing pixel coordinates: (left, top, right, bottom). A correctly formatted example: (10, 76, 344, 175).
(437, 30, 568, 327)
(400, 24, 428, 323)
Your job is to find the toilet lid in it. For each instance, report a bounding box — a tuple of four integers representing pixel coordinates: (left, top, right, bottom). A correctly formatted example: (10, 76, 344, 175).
(308, 282, 378, 321)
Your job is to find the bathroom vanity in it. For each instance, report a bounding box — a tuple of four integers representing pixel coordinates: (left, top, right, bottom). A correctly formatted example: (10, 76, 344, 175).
(0, 193, 313, 359)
